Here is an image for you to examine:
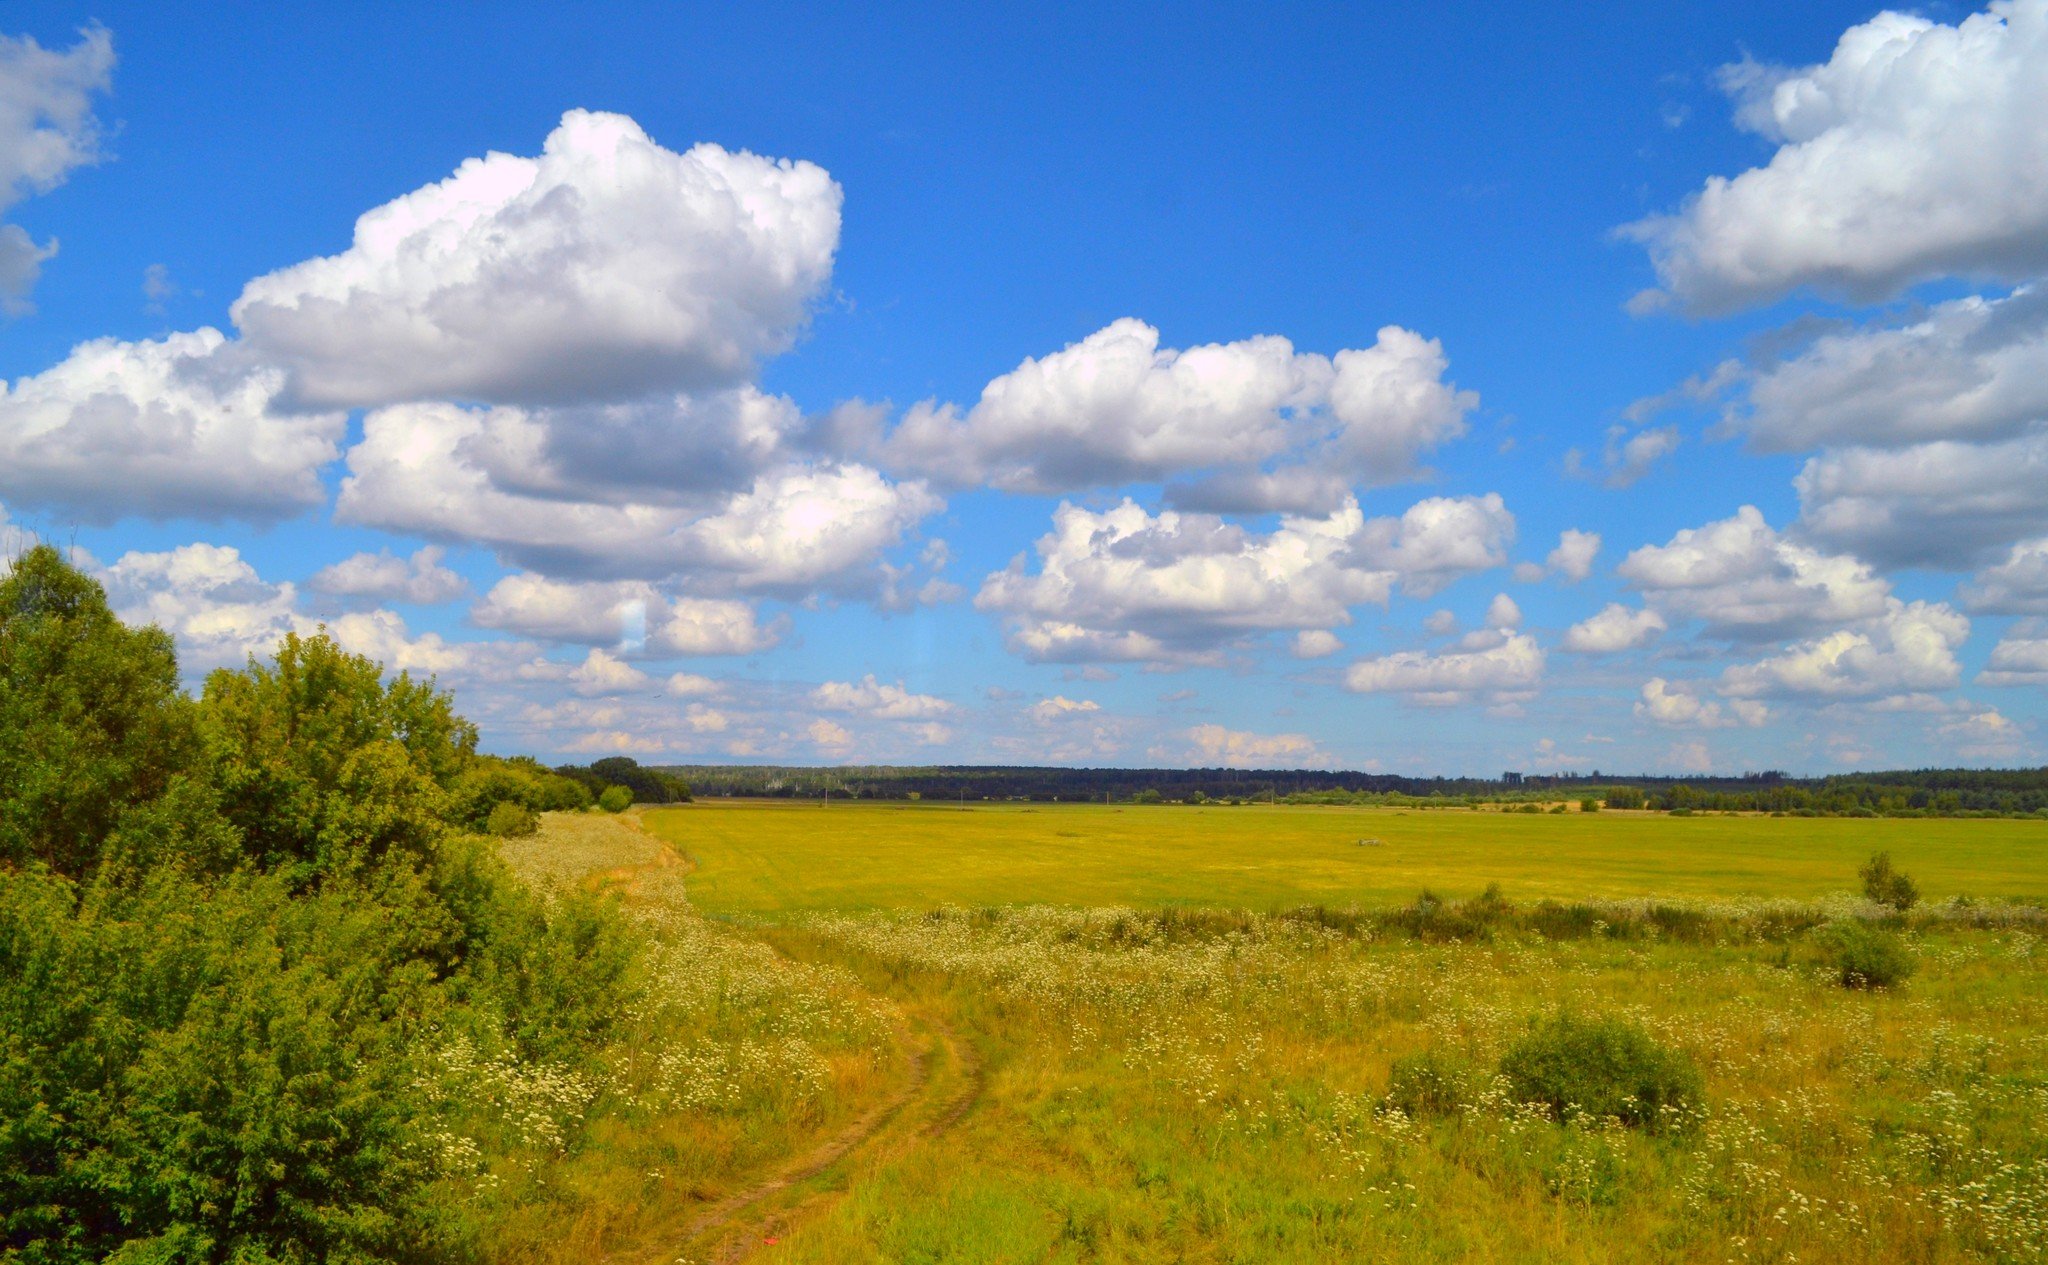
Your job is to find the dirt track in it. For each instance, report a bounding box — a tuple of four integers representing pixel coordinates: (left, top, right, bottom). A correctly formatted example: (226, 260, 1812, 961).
(597, 820, 982, 1264)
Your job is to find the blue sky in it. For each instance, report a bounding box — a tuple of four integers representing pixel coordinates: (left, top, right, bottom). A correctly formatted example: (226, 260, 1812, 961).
(3, 1, 2044, 775)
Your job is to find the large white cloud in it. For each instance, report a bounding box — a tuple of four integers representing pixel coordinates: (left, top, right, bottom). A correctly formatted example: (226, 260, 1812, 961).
(233, 110, 841, 409)
(0, 25, 114, 312)
(1626, 1, 2048, 312)
(1343, 630, 1544, 705)
(471, 572, 779, 656)
(975, 493, 1509, 664)
(1962, 538, 2048, 613)
(1793, 435, 2048, 567)
(884, 319, 1474, 509)
(1635, 678, 1767, 729)
(89, 541, 544, 684)
(1720, 600, 1969, 698)
(1737, 287, 2048, 451)
(1980, 631, 2048, 685)
(0, 329, 345, 521)
(1184, 724, 1323, 768)
(336, 401, 939, 592)
(1349, 493, 1515, 596)
(1562, 603, 1666, 654)
(96, 543, 300, 669)
(811, 674, 953, 720)
(308, 545, 468, 605)
(1617, 505, 1890, 639)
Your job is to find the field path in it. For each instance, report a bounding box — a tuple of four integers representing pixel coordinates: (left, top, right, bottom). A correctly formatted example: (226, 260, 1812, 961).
(594, 815, 982, 1265)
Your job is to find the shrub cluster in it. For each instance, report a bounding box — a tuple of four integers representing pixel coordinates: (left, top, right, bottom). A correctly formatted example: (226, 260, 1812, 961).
(1498, 1015, 1703, 1132)
(1817, 921, 1917, 989)
(1859, 851, 1921, 912)
(0, 545, 640, 1263)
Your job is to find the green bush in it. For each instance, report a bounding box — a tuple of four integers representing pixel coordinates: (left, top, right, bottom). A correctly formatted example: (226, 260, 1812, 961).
(1386, 1049, 1471, 1117)
(1579, 798, 1600, 813)
(1499, 1014, 1702, 1132)
(0, 547, 645, 1262)
(1859, 851, 1920, 911)
(486, 799, 539, 837)
(1818, 921, 1916, 989)
(597, 785, 633, 813)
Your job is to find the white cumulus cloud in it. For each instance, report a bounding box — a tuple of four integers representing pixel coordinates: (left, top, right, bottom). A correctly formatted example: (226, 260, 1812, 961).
(309, 545, 467, 605)
(1186, 723, 1322, 768)
(234, 110, 842, 409)
(1618, 505, 1890, 639)
(1562, 603, 1667, 654)
(885, 318, 1474, 509)
(0, 25, 114, 312)
(1980, 631, 2048, 685)
(1625, 1, 2048, 312)
(1546, 529, 1601, 582)
(1720, 600, 1969, 698)
(1343, 631, 1545, 705)
(812, 674, 953, 720)
(337, 401, 939, 593)
(1635, 678, 1768, 728)
(0, 329, 345, 522)
(1028, 696, 1101, 722)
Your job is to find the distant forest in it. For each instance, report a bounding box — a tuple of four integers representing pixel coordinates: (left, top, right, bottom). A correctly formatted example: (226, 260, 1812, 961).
(641, 762, 2048, 818)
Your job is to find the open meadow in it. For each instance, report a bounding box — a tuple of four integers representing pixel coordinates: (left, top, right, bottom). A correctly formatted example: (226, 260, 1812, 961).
(482, 802, 2048, 1264)
(664, 798, 2048, 913)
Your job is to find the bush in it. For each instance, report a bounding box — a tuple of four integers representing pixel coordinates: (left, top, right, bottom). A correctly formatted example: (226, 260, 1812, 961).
(486, 799, 539, 837)
(1580, 798, 1600, 813)
(1859, 851, 1920, 911)
(1386, 1049, 1471, 1117)
(1499, 1014, 1702, 1132)
(597, 785, 633, 813)
(1818, 921, 1916, 989)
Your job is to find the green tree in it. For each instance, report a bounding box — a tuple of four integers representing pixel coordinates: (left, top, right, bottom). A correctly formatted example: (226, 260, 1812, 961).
(0, 545, 203, 876)
(199, 630, 477, 881)
(1858, 851, 1920, 911)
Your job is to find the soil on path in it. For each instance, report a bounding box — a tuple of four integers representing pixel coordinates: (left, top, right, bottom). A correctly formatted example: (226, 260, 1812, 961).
(590, 815, 982, 1264)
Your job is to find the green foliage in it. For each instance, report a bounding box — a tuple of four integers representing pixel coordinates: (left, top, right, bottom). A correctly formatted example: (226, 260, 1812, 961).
(1579, 798, 1600, 813)
(1498, 1014, 1702, 1132)
(0, 865, 450, 1264)
(555, 756, 692, 804)
(451, 755, 591, 832)
(598, 785, 633, 813)
(487, 799, 540, 837)
(0, 546, 642, 1263)
(1386, 1049, 1472, 1118)
(1859, 850, 1920, 911)
(0, 545, 201, 876)
(1818, 920, 1917, 989)
(200, 629, 477, 881)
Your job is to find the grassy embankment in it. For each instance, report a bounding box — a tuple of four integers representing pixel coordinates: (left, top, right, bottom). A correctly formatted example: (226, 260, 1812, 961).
(591, 799, 2048, 1263)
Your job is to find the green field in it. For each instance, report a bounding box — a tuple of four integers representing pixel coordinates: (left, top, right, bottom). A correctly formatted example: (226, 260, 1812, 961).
(653, 799, 2048, 913)
(501, 807, 2048, 1264)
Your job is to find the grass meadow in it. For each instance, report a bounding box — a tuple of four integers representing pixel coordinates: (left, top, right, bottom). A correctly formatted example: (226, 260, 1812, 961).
(664, 798, 2048, 912)
(499, 803, 2048, 1264)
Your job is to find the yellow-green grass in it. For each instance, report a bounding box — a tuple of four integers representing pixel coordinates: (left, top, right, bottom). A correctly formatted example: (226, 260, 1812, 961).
(646, 799, 2048, 914)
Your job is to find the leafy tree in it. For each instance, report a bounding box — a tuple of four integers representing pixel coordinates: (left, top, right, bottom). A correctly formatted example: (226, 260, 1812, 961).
(1858, 851, 1920, 911)
(0, 545, 202, 876)
(597, 785, 633, 813)
(200, 630, 477, 882)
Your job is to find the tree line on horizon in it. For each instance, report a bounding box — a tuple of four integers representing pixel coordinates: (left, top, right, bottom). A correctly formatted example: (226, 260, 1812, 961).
(638, 762, 2048, 817)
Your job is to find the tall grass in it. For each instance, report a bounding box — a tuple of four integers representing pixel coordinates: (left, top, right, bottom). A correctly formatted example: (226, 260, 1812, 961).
(765, 900, 2047, 1262)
